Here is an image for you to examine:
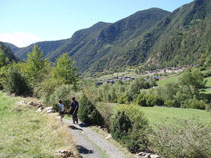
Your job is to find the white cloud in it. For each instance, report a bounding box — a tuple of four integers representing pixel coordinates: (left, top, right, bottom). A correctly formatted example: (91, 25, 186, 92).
(0, 32, 41, 47)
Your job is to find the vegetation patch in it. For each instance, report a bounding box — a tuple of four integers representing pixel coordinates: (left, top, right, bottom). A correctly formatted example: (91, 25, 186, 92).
(150, 119, 211, 158)
(0, 92, 78, 157)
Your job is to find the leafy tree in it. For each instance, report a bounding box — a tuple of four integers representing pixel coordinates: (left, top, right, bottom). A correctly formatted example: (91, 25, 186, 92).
(52, 53, 78, 87)
(6, 66, 30, 95)
(128, 78, 151, 101)
(110, 111, 132, 140)
(24, 45, 50, 87)
(179, 69, 207, 99)
(111, 105, 149, 153)
(0, 48, 9, 67)
(78, 94, 104, 126)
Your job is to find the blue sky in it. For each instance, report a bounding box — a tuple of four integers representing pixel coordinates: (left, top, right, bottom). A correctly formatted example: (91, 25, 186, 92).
(0, 0, 193, 47)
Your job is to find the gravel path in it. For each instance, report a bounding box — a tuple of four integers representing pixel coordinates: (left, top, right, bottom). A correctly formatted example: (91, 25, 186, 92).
(63, 119, 129, 158)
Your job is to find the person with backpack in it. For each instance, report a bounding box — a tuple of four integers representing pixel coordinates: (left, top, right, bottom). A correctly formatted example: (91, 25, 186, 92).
(58, 100, 65, 122)
(69, 97, 79, 124)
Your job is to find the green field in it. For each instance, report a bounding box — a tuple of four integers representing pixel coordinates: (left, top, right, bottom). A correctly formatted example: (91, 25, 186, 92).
(156, 73, 182, 87)
(206, 76, 211, 87)
(140, 106, 211, 126)
(0, 92, 78, 157)
(107, 103, 211, 126)
(156, 72, 211, 93)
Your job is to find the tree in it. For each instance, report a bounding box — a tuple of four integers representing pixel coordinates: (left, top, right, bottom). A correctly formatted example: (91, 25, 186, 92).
(24, 45, 50, 87)
(179, 69, 207, 99)
(52, 53, 78, 86)
(6, 66, 30, 95)
(0, 48, 9, 67)
(78, 94, 104, 126)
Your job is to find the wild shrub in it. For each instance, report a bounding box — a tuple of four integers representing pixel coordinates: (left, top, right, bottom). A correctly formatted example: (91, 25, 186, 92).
(206, 104, 211, 112)
(110, 111, 132, 140)
(117, 94, 130, 104)
(95, 102, 113, 129)
(182, 99, 206, 110)
(33, 78, 62, 105)
(136, 93, 163, 107)
(78, 94, 104, 126)
(6, 67, 31, 96)
(150, 119, 211, 158)
(49, 84, 73, 110)
(164, 99, 180, 107)
(128, 78, 151, 101)
(110, 105, 149, 153)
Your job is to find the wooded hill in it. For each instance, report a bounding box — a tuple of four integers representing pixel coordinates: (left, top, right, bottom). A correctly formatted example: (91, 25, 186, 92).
(0, 42, 18, 65)
(5, 0, 211, 74)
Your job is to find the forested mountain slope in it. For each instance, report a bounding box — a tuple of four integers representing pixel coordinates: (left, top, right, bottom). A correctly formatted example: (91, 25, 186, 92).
(6, 0, 211, 74)
(0, 42, 18, 64)
(127, 0, 211, 70)
(7, 8, 169, 73)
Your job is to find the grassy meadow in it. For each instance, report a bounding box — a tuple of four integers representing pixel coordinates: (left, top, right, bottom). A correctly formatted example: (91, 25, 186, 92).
(0, 92, 78, 158)
(156, 72, 211, 93)
(106, 103, 211, 127)
(206, 76, 211, 87)
(140, 106, 211, 125)
(156, 73, 181, 87)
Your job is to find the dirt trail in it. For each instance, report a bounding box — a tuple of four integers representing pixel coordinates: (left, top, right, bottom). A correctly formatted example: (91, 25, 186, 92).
(63, 119, 133, 158)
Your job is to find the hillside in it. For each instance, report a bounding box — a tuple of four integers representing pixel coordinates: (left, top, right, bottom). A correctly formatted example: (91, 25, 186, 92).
(130, 0, 211, 70)
(0, 42, 19, 63)
(3, 42, 19, 53)
(90, 0, 211, 72)
(7, 8, 170, 73)
(4, 39, 68, 59)
(5, 0, 211, 74)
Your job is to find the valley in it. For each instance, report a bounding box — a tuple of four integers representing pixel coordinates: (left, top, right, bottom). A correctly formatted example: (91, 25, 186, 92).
(0, 0, 211, 158)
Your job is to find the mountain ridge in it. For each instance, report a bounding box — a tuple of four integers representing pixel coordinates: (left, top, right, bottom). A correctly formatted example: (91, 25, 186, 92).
(5, 0, 211, 74)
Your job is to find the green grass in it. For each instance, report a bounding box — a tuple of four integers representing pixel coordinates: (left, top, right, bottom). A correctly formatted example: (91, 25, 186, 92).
(206, 76, 211, 87)
(156, 73, 182, 87)
(0, 91, 78, 158)
(107, 103, 211, 126)
(205, 88, 211, 93)
(140, 106, 211, 126)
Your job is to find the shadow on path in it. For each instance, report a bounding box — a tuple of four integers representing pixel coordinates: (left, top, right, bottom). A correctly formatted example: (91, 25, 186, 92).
(78, 122, 87, 128)
(76, 145, 94, 154)
(68, 125, 83, 131)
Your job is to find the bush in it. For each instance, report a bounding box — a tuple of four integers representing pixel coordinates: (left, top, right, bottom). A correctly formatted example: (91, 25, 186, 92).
(110, 105, 149, 153)
(6, 68, 31, 96)
(150, 119, 211, 158)
(33, 78, 62, 105)
(128, 78, 152, 101)
(206, 104, 211, 112)
(182, 99, 206, 110)
(110, 111, 132, 140)
(78, 94, 104, 126)
(164, 99, 180, 107)
(136, 93, 164, 107)
(49, 84, 73, 110)
(117, 94, 130, 104)
(95, 102, 113, 129)
(136, 93, 148, 106)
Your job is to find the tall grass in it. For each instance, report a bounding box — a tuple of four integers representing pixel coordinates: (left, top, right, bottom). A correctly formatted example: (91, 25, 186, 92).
(0, 92, 79, 157)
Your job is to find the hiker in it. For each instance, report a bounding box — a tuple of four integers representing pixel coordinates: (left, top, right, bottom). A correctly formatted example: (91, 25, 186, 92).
(58, 100, 65, 122)
(70, 97, 79, 124)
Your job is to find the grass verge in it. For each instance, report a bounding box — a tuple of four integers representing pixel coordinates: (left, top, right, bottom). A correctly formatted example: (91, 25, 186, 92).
(0, 91, 79, 158)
